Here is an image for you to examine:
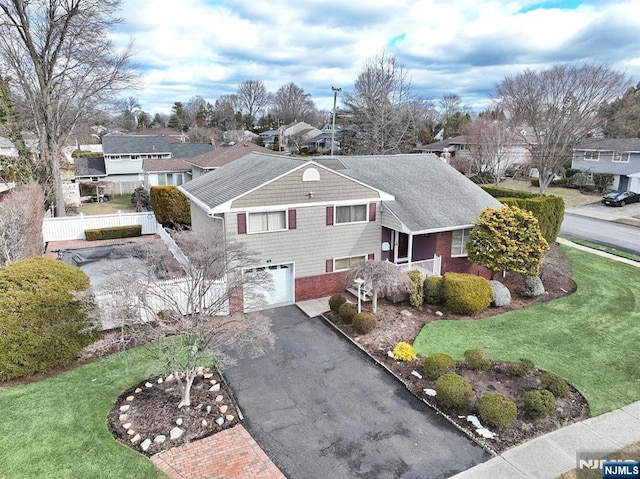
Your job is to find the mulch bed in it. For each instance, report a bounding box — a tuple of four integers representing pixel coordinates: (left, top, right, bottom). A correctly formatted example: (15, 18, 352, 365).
(324, 242, 590, 453)
(107, 368, 240, 457)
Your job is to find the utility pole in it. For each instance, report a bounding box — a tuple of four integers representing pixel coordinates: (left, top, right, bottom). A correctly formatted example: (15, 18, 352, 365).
(331, 86, 342, 156)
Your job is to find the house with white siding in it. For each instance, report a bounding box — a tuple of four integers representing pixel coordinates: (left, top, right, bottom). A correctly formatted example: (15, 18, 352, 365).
(571, 138, 640, 192)
(179, 152, 501, 311)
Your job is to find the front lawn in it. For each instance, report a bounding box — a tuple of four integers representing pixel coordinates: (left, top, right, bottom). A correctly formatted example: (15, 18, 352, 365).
(0, 346, 169, 479)
(414, 246, 640, 416)
(78, 195, 136, 215)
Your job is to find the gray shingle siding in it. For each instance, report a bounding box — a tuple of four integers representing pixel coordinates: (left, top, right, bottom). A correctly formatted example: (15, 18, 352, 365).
(231, 165, 380, 209)
(225, 205, 380, 277)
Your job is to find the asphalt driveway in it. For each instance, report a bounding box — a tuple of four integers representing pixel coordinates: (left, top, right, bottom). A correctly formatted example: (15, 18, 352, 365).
(223, 305, 489, 479)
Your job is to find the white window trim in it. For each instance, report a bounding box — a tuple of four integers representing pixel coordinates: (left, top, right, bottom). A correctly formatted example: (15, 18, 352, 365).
(583, 150, 600, 161)
(334, 204, 369, 225)
(247, 210, 288, 235)
(612, 152, 630, 163)
(109, 155, 121, 161)
(451, 228, 472, 258)
(333, 254, 367, 272)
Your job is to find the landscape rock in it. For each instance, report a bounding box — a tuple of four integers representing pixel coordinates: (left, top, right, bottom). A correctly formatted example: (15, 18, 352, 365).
(126, 395, 134, 401)
(206, 405, 212, 413)
(141, 439, 152, 451)
(435, 310, 443, 317)
(201, 419, 208, 427)
(118, 414, 128, 422)
(215, 417, 224, 426)
(170, 427, 184, 440)
(423, 388, 437, 397)
(145, 382, 153, 388)
(123, 422, 132, 429)
(203, 373, 213, 379)
(226, 415, 234, 421)
(489, 280, 512, 307)
(135, 388, 142, 393)
(154, 435, 166, 444)
(400, 309, 412, 317)
(127, 429, 135, 435)
(131, 434, 141, 444)
(215, 395, 223, 402)
(157, 377, 163, 384)
(219, 405, 228, 414)
(522, 275, 545, 297)
(176, 418, 183, 426)
(119, 405, 130, 412)
(209, 383, 220, 392)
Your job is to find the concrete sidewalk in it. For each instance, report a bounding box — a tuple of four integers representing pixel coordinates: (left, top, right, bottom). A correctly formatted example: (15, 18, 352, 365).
(556, 237, 640, 267)
(449, 401, 640, 479)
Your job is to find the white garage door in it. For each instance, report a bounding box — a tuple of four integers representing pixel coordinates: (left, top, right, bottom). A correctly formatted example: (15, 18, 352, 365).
(244, 263, 294, 312)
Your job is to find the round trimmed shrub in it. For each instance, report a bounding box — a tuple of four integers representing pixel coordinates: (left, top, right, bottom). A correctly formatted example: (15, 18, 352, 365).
(423, 276, 444, 305)
(352, 312, 377, 334)
(523, 389, 556, 419)
(338, 302, 357, 323)
(0, 257, 97, 381)
(435, 373, 473, 410)
(392, 341, 417, 361)
(464, 349, 492, 370)
(540, 372, 569, 398)
(329, 293, 347, 314)
(443, 272, 494, 315)
(507, 358, 536, 377)
(423, 353, 456, 380)
(478, 393, 518, 429)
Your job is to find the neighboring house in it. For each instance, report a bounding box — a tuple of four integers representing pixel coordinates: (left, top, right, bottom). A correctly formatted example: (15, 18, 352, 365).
(571, 138, 640, 192)
(143, 158, 192, 187)
(259, 121, 322, 153)
(306, 124, 342, 152)
(186, 142, 279, 179)
(74, 157, 108, 182)
(179, 152, 501, 312)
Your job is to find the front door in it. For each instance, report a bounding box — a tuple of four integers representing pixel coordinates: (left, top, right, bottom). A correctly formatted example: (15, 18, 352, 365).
(391, 231, 409, 263)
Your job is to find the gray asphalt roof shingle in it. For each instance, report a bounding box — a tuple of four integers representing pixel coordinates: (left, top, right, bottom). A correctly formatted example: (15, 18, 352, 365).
(180, 152, 308, 210)
(74, 157, 107, 177)
(574, 138, 640, 151)
(168, 143, 214, 158)
(102, 135, 170, 155)
(316, 154, 502, 232)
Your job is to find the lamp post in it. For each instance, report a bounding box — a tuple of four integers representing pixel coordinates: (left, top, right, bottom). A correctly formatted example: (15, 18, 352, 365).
(330, 86, 341, 156)
(354, 277, 365, 313)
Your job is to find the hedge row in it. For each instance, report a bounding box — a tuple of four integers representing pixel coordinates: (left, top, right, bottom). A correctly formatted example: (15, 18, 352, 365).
(85, 225, 142, 241)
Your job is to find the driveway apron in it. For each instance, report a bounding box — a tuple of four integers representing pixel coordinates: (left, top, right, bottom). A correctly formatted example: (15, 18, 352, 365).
(223, 305, 489, 479)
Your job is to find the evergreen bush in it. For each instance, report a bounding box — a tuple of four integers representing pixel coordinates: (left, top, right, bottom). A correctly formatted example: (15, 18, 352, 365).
(338, 302, 358, 323)
(423, 353, 456, 380)
(523, 389, 556, 419)
(423, 276, 444, 305)
(329, 293, 347, 314)
(352, 312, 377, 334)
(443, 272, 493, 315)
(478, 393, 518, 428)
(435, 373, 473, 410)
(464, 349, 492, 370)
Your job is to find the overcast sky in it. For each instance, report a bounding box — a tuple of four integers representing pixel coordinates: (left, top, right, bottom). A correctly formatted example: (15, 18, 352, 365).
(114, 0, 640, 116)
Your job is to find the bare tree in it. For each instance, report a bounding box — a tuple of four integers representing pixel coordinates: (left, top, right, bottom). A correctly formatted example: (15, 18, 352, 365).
(94, 230, 275, 408)
(347, 260, 410, 314)
(0, 0, 136, 216)
(272, 82, 317, 125)
(0, 182, 45, 267)
(115, 96, 140, 132)
(237, 80, 270, 130)
(212, 94, 241, 131)
(497, 63, 630, 193)
(466, 116, 519, 183)
(344, 51, 425, 154)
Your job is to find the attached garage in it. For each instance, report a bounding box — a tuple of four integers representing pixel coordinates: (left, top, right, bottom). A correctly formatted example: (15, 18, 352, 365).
(243, 263, 294, 312)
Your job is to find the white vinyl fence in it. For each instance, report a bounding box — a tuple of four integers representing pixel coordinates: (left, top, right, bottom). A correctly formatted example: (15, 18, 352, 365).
(95, 276, 229, 331)
(43, 212, 158, 242)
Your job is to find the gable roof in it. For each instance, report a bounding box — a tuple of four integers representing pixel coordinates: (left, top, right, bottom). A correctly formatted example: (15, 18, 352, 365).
(102, 135, 171, 155)
(168, 142, 214, 159)
(180, 152, 308, 211)
(574, 138, 640, 152)
(74, 157, 107, 177)
(185, 142, 279, 169)
(142, 158, 192, 173)
(316, 154, 502, 233)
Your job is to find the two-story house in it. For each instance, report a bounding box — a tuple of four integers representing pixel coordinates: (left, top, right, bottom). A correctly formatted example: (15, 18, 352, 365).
(179, 152, 501, 312)
(571, 138, 640, 192)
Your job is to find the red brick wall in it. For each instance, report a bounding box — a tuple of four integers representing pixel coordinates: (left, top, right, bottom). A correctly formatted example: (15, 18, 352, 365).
(434, 231, 492, 279)
(295, 271, 349, 301)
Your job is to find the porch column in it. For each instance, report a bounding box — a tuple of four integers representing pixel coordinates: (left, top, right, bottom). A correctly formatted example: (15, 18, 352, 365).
(407, 233, 414, 269)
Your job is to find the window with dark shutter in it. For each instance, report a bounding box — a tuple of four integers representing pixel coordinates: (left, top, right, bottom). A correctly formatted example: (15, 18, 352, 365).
(288, 209, 297, 230)
(368, 253, 375, 260)
(326, 259, 333, 272)
(326, 206, 334, 226)
(369, 203, 376, 222)
(237, 212, 247, 234)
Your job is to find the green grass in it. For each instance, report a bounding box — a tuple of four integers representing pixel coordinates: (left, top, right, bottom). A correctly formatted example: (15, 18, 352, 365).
(78, 195, 136, 215)
(0, 346, 170, 479)
(414, 246, 640, 416)
(561, 235, 640, 262)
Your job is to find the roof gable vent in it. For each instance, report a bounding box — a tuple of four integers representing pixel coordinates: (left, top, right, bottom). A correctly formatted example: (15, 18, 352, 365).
(302, 168, 320, 182)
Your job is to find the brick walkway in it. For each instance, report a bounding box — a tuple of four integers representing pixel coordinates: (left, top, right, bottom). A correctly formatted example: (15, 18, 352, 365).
(151, 425, 286, 479)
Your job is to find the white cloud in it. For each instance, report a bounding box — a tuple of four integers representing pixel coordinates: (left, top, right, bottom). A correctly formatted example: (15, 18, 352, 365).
(114, 0, 640, 114)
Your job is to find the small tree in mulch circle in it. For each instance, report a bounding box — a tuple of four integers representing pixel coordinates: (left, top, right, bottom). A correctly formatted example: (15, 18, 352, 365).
(95, 230, 276, 408)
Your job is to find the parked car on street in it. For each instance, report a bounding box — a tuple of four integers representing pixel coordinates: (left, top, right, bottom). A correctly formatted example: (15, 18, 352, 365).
(601, 190, 640, 207)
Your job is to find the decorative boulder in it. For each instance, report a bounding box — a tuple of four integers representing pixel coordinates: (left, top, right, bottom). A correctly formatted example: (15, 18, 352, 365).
(489, 280, 511, 307)
(522, 275, 545, 297)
